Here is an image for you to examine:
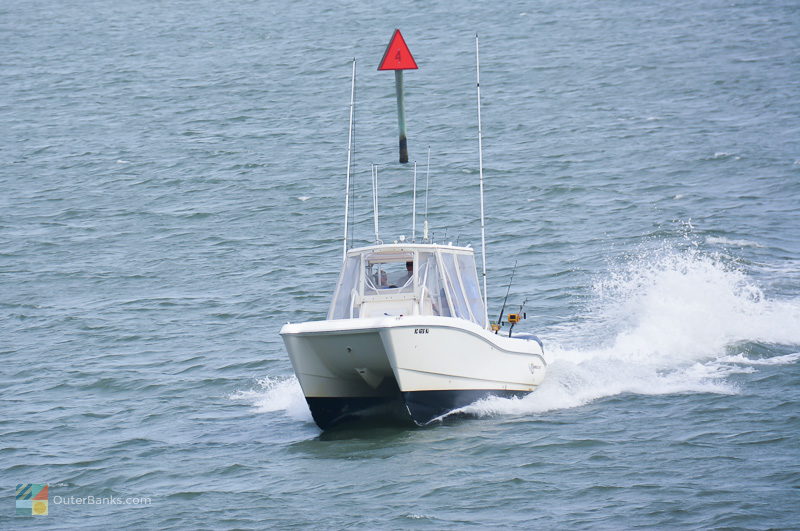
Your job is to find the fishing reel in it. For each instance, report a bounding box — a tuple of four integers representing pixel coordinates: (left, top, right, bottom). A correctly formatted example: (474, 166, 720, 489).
(495, 300, 528, 337)
(492, 311, 527, 336)
(507, 313, 525, 324)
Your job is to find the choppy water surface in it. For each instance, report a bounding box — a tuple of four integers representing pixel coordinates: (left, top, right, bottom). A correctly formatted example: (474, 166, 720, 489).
(3, 0, 799, 528)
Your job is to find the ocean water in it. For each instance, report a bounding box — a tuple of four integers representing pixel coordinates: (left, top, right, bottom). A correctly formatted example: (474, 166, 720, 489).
(3, 0, 800, 528)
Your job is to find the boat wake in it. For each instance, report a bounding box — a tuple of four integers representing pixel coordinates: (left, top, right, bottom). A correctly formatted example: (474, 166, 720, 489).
(237, 247, 800, 423)
(460, 247, 800, 418)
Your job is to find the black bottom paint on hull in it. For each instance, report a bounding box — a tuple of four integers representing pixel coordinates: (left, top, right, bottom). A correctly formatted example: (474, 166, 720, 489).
(305, 389, 529, 430)
(305, 396, 410, 431)
(402, 389, 529, 425)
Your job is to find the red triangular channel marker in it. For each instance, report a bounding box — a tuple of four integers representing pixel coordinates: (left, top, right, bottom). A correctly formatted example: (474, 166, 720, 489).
(378, 29, 418, 70)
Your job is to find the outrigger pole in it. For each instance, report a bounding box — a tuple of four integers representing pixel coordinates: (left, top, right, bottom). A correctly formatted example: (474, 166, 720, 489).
(476, 34, 489, 328)
(342, 58, 356, 262)
(412, 161, 417, 242)
(423, 146, 431, 241)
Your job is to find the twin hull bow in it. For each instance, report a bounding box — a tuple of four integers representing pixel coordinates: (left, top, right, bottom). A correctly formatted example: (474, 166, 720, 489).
(280, 315, 546, 429)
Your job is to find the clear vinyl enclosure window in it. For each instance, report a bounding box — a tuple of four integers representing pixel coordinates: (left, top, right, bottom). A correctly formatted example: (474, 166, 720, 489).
(329, 255, 361, 319)
(418, 251, 451, 317)
(440, 252, 472, 323)
(364, 254, 414, 295)
(329, 248, 485, 326)
(456, 253, 486, 328)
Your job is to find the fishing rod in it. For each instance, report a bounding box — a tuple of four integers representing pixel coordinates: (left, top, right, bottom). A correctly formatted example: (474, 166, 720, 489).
(495, 260, 517, 334)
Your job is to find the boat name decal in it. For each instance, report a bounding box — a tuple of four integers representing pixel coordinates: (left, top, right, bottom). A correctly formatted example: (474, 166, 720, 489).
(414, 328, 430, 334)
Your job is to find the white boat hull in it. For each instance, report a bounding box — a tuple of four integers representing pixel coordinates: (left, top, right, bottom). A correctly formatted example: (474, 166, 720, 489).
(280, 315, 546, 429)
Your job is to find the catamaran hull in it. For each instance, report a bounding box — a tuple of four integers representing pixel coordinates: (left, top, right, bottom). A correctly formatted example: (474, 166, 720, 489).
(280, 316, 546, 429)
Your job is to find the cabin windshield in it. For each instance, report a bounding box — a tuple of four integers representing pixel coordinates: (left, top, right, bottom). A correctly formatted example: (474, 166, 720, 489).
(364, 257, 414, 294)
(328, 246, 487, 328)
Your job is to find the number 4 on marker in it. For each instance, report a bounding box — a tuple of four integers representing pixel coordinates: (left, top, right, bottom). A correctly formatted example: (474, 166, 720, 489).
(377, 29, 418, 70)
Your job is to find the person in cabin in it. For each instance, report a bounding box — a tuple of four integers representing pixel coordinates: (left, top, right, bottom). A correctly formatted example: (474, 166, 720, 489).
(391, 260, 414, 288)
(404, 261, 413, 283)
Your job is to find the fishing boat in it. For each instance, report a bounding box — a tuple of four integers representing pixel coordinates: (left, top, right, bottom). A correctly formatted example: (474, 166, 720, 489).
(280, 36, 546, 430)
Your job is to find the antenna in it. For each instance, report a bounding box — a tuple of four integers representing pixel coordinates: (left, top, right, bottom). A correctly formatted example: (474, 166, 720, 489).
(342, 58, 356, 261)
(412, 160, 417, 242)
(476, 34, 489, 328)
(423, 146, 430, 241)
(372, 164, 382, 244)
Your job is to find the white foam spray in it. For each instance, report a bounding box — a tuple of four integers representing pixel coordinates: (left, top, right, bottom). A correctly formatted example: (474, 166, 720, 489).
(705, 236, 763, 248)
(230, 376, 312, 422)
(462, 247, 800, 418)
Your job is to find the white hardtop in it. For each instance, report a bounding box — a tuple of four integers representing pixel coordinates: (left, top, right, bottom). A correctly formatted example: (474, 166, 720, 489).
(346, 242, 476, 258)
(329, 242, 488, 329)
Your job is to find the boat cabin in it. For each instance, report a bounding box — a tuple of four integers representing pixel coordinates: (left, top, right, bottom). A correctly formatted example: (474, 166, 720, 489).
(328, 243, 487, 328)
